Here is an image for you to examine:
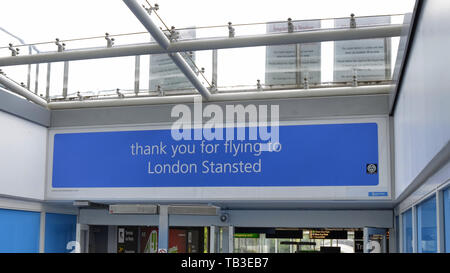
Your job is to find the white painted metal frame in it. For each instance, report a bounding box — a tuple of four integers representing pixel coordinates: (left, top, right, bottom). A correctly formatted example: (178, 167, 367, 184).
(0, 25, 403, 67)
(47, 85, 392, 109)
(0, 74, 47, 107)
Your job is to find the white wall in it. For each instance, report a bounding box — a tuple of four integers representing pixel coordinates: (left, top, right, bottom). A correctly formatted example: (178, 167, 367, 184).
(0, 111, 47, 200)
(394, 0, 450, 198)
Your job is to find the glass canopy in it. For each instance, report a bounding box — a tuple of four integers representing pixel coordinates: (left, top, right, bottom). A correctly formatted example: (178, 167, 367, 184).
(0, 0, 416, 103)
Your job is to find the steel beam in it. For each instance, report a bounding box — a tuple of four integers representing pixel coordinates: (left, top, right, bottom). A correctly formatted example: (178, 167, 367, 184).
(0, 74, 47, 107)
(47, 84, 392, 109)
(0, 24, 404, 67)
(122, 0, 211, 100)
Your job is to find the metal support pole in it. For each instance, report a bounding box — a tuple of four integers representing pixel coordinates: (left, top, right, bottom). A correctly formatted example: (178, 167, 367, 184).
(209, 226, 216, 253)
(412, 206, 418, 253)
(228, 226, 234, 253)
(212, 49, 218, 92)
(74, 222, 82, 253)
(27, 64, 31, 89)
(62, 61, 69, 98)
(296, 44, 302, 87)
(45, 63, 51, 100)
(222, 227, 229, 253)
(363, 227, 369, 253)
(34, 64, 39, 94)
(384, 37, 391, 80)
(39, 212, 46, 253)
(168, 53, 211, 99)
(123, 0, 211, 100)
(436, 191, 445, 253)
(158, 205, 169, 252)
(107, 226, 118, 253)
(0, 25, 403, 66)
(148, 55, 152, 92)
(47, 84, 393, 109)
(389, 227, 396, 253)
(134, 55, 140, 95)
(0, 73, 47, 107)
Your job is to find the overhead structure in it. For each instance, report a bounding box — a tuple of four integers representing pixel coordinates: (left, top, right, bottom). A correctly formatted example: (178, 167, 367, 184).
(122, 0, 211, 100)
(0, 24, 404, 67)
(0, 74, 47, 107)
(46, 84, 393, 109)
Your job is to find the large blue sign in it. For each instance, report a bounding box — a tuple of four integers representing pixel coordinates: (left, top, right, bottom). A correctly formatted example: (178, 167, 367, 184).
(52, 123, 379, 188)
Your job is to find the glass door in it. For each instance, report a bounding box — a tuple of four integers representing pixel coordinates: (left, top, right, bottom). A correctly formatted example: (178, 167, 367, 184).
(364, 227, 388, 253)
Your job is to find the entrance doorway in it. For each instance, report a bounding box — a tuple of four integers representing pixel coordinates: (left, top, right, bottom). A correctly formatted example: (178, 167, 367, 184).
(84, 225, 208, 253)
(233, 228, 371, 253)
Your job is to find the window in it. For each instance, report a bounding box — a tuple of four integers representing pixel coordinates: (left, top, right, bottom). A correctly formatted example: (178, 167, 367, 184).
(417, 196, 437, 253)
(444, 187, 450, 253)
(0, 209, 40, 253)
(395, 216, 399, 252)
(402, 209, 413, 253)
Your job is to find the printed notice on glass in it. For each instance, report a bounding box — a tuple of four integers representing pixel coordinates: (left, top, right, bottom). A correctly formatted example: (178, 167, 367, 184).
(265, 20, 321, 86)
(334, 16, 391, 82)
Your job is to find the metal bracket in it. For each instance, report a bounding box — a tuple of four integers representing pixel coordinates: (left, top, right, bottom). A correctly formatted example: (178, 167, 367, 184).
(142, 3, 159, 15)
(105, 33, 115, 48)
(8, 43, 19, 56)
(157, 85, 164, 96)
(256, 79, 262, 91)
(303, 76, 309, 90)
(77, 91, 83, 101)
(55, 38, 65, 52)
(210, 81, 217, 93)
(288, 18, 294, 33)
(195, 67, 205, 76)
(116, 88, 124, 98)
(352, 68, 358, 87)
(228, 22, 235, 38)
(168, 26, 180, 42)
(350, 13, 357, 28)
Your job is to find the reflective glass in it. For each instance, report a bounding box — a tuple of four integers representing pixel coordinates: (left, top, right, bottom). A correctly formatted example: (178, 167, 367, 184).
(417, 196, 437, 253)
(0, 1, 415, 101)
(396, 215, 399, 252)
(402, 209, 413, 253)
(444, 188, 450, 253)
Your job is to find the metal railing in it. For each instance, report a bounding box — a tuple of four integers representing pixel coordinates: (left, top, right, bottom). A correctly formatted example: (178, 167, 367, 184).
(0, 13, 407, 108)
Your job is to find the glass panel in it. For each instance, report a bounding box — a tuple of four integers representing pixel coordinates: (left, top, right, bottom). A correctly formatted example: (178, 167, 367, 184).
(396, 215, 400, 253)
(151, 0, 415, 37)
(0, 209, 40, 253)
(149, 52, 195, 92)
(48, 62, 65, 98)
(1, 65, 29, 88)
(218, 47, 265, 89)
(67, 57, 135, 99)
(334, 16, 392, 83)
(265, 20, 321, 87)
(444, 188, 450, 253)
(417, 196, 437, 253)
(402, 209, 413, 253)
(0, 13, 412, 102)
(44, 213, 77, 253)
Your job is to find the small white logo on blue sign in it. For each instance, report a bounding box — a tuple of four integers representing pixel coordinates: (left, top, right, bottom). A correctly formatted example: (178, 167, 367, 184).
(366, 163, 377, 174)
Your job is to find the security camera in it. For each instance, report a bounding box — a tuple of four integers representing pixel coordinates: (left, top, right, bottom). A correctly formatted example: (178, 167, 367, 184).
(220, 213, 229, 223)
